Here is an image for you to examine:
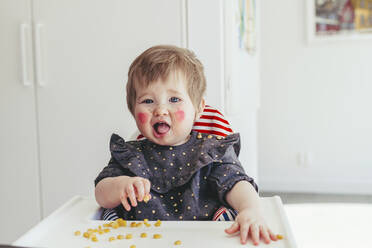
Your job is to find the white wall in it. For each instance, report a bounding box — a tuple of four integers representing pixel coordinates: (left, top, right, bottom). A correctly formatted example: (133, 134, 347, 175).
(258, 0, 372, 194)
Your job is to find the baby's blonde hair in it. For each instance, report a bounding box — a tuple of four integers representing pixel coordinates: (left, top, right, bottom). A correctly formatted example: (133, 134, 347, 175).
(126, 45, 206, 115)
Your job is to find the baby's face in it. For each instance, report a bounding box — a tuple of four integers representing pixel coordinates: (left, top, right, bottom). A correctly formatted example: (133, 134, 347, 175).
(134, 72, 198, 146)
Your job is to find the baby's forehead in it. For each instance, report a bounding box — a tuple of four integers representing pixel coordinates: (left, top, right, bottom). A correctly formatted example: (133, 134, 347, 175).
(135, 70, 188, 91)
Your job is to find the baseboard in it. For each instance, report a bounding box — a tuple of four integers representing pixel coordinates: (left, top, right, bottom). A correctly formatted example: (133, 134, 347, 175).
(259, 178, 372, 195)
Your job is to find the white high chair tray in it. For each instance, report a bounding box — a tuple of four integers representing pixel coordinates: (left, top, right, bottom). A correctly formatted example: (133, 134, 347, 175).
(14, 196, 297, 248)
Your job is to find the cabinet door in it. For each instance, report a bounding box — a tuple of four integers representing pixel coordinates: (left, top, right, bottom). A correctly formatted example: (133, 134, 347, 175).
(0, 0, 41, 243)
(32, 0, 184, 216)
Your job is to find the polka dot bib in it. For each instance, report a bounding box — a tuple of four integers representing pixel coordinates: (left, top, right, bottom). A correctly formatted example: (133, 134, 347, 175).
(109, 131, 241, 194)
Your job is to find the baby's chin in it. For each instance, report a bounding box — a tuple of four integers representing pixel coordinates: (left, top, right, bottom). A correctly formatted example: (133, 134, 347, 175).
(147, 135, 191, 147)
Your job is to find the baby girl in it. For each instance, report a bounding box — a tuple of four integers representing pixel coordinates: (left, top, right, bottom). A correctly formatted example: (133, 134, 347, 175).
(95, 45, 277, 245)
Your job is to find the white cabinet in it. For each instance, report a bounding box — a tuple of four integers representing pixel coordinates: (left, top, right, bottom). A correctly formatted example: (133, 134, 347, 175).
(1, 0, 184, 243)
(0, 0, 41, 243)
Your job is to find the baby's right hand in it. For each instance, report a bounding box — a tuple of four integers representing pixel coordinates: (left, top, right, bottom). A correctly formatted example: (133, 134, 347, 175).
(117, 176, 151, 211)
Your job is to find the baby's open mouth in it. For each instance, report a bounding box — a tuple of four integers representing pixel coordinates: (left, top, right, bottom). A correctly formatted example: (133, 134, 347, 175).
(153, 122, 170, 135)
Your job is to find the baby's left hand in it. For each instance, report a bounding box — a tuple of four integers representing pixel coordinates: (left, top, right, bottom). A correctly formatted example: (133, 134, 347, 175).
(225, 207, 277, 245)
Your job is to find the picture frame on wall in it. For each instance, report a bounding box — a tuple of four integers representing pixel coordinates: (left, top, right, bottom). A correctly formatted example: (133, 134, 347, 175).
(306, 0, 372, 42)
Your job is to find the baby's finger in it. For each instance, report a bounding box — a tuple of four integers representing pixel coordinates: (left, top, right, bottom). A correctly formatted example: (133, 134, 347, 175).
(126, 184, 138, 207)
(250, 224, 260, 246)
(134, 180, 145, 202)
(268, 228, 278, 241)
(224, 221, 239, 234)
(142, 178, 151, 195)
(260, 226, 271, 244)
(120, 193, 131, 211)
(239, 223, 250, 244)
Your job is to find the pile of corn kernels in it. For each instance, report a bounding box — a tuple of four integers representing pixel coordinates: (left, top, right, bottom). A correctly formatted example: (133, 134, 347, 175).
(74, 218, 181, 248)
(74, 217, 283, 247)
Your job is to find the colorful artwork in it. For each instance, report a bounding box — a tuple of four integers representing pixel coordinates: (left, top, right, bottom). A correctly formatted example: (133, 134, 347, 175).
(237, 0, 256, 54)
(314, 0, 372, 35)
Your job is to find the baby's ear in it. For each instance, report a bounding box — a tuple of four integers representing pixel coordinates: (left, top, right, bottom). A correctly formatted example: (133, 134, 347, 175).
(195, 98, 205, 120)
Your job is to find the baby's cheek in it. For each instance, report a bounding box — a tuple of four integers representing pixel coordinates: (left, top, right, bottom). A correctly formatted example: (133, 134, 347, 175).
(175, 110, 185, 122)
(137, 112, 148, 124)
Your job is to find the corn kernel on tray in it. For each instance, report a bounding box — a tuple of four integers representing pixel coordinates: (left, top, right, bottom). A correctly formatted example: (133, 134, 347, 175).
(14, 196, 297, 248)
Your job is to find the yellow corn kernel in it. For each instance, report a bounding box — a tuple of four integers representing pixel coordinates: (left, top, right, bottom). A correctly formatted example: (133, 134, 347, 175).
(144, 222, 151, 227)
(143, 194, 150, 203)
(174, 240, 182, 245)
(130, 222, 137, 227)
(117, 235, 124, 240)
(74, 231, 81, 236)
(153, 234, 162, 239)
(111, 222, 119, 229)
(108, 236, 116, 242)
(91, 236, 98, 242)
(154, 219, 161, 227)
(140, 232, 147, 238)
(104, 228, 110, 233)
(117, 218, 127, 227)
(125, 234, 133, 239)
(143, 218, 149, 222)
(98, 225, 102, 230)
(130, 245, 136, 248)
(87, 228, 94, 232)
(98, 230, 104, 235)
(276, 234, 284, 240)
(135, 222, 142, 227)
(83, 232, 90, 239)
(103, 223, 111, 227)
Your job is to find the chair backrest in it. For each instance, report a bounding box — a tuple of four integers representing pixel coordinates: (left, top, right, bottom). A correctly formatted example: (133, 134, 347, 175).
(136, 105, 233, 140)
(192, 105, 233, 137)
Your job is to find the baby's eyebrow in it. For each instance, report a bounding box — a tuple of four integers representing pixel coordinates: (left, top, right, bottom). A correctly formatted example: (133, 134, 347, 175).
(137, 93, 151, 99)
(167, 89, 182, 95)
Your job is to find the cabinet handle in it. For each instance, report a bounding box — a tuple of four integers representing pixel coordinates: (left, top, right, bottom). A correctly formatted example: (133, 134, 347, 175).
(35, 23, 45, 87)
(20, 23, 32, 86)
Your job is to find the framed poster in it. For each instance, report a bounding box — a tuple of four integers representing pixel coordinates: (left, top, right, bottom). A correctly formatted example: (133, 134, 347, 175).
(307, 0, 372, 42)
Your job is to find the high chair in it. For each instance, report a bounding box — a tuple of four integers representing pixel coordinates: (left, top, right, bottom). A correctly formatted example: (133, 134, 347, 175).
(12, 106, 297, 247)
(13, 195, 297, 248)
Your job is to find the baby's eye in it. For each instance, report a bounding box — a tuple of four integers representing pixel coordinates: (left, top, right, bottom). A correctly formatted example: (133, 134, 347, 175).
(141, 99, 153, 104)
(170, 97, 180, 103)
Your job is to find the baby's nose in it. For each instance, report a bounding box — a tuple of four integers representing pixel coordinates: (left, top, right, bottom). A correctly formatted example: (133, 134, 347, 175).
(154, 104, 169, 116)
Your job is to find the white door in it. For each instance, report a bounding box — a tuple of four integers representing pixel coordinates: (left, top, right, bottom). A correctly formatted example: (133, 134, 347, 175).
(32, 0, 184, 216)
(0, 0, 41, 243)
